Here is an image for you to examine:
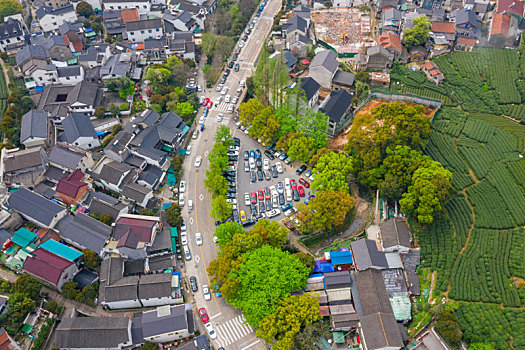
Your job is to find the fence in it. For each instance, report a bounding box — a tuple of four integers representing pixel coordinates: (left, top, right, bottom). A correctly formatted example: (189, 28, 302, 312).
(317, 40, 357, 58)
(334, 89, 443, 135)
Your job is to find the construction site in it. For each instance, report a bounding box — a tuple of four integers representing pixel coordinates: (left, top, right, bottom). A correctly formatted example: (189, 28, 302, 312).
(311, 9, 372, 55)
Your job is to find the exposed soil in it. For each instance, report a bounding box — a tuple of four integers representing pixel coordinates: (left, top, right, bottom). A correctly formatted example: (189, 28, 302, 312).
(329, 98, 438, 152)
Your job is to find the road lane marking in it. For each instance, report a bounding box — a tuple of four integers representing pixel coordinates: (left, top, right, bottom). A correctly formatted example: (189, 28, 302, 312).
(210, 312, 222, 320)
(240, 340, 261, 350)
(199, 194, 204, 201)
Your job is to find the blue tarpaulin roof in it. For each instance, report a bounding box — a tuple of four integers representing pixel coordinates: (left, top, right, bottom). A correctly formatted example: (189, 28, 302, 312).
(320, 262, 335, 273)
(181, 125, 190, 135)
(177, 149, 187, 155)
(330, 250, 353, 265)
(35, 86, 44, 92)
(162, 202, 173, 210)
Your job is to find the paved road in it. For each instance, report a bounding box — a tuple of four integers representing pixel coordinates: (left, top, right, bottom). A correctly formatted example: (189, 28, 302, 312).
(180, 0, 282, 348)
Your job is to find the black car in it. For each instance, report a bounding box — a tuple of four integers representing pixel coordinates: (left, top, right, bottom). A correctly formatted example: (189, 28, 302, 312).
(264, 150, 275, 160)
(242, 219, 256, 227)
(257, 169, 264, 181)
(278, 193, 285, 205)
(244, 151, 249, 160)
(228, 187, 237, 193)
(265, 199, 272, 211)
(293, 188, 300, 201)
(229, 155, 238, 161)
(232, 53, 238, 61)
(226, 193, 236, 199)
(250, 171, 256, 183)
(255, 149, 262, 159)
(234, 63, 240, 72)
(224, 69, 231, 76)
(250, 203, 258, 216)
(228, 61, 234, 69)
(271, 166, 278, 178)
(224, 171, 236, 177)
(259, 200, 265, 213)
(227, 181, 236, 187)
(232, 210, 240, 222)
(215, 220, 222, 227)
(256, 159, 262, 168)
(255, 213, 264, 221)
(296, 164, 307, 175)
(233, 137, 240, 143)
(243, 35, 248, 41)
(247, 29, 252, 35)
(190, 276, 198, 292)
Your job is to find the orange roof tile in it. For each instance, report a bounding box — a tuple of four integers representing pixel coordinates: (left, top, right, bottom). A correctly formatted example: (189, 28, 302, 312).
(121, 8, 139, 23)
(431, 21, 455, 34)
(491, 12, 510, 36)
(377, 32, 402, 52)
(319, 305, 330, 317)
(457, 37, 477, 46)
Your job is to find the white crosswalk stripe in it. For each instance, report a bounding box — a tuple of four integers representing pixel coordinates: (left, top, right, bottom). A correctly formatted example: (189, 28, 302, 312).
(216, 315, 254, 347)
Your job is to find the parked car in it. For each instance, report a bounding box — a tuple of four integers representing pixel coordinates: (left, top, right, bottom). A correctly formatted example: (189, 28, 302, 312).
(276, 162, 283, 173)
(271, 166, 278, 178)
(190, 276, 198, 292)
(192, 130, 199, 139)
(205, 322, 217, 340)
(264, 150, 275, 160)
(244, 151, 250, 160)
(203, 285, 212, 301)
(255, 149, 262, 159)
(277, 182, 284, 194)
(251, 192, 258, 204)
(199, 307, 209, 323)
(257, 169, 264, 181)
(293, 188, 300, 201)
(263, 158, 270, 170)
(299, 178, 310, 188)
(250, 171, 256, 183)
(266, 209, 280, 218)
(296, 164, 307, 175)
(290, 179, 297, 190)
(245, 193, 251, 205)
(259, 200, 266, 213)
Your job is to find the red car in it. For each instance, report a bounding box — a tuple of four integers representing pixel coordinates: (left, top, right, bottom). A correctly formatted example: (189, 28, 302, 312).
(298, 185, 305, 197)
(251, 192, 257, 204)
(199, 308, 209, 323)
(290, 179, 297, 190)
(299, 178, 310, 188)
(202, 98, 210, 106)
(207, 101, 213, 109)
(258, 190, 264, 201)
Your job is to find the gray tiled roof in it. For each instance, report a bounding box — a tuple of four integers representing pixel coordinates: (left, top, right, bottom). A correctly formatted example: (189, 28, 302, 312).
(320, 89, 352, 123)
(300, 77, 320, 102)
(20, 110, 48, 144)
(3, 147, 45, 173)
(7, 188, 65, 227)
(138, 165, 163, 188)
(359, 313, 404, 349)
(30, 34, 67, 49)
(56, 65, 81, 78)
(353, 269, 393, 316)
(121, 183, 151, 203)
(55, 316, 131, 349)
(99, 161, 133, 185)
(138, 273, 172, 299)
(47, 144, 84, 171)
(89, 197, 128, 220)
(59, 21, 82, 36)
(333, 70, 355, 87)
(61, 113, 97, 143)
(36, 4, 75, 19)
(126, 18, 162, 32)
(141, 304, 189, 338)
(16, 44, 49, 66)
(324, 270, 351, 290)
(56, 213, 112, 253)
(0, 18, 23, 40)
(379, 218, 411, 249)
(310, 49, 338, 74)
(351, 239, 388, 271)
(37, 81, 102, 118)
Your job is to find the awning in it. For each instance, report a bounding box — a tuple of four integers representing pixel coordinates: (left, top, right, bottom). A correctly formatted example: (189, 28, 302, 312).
(170, 227, 178, 238)
(177, 149, 187, 155)
(86, 31, 97, 38)
(21, 324, 34, 334)
(181, 125, 190, 135)
(162, 145, 173, 152)
(35, 86, 44, 92)
(333, 332, 345, 344)
(162, 202, 173, 210)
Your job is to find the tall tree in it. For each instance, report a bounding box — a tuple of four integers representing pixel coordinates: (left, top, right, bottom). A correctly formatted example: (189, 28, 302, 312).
(76, 1, 93, 17)
(287, 132, 316, 163)
(404, 15, 430, 48)
(257, 293, 321, 350)
(238, 99, 264, 126)
(300, 190, 355, 231)
(400, 160, 452, 224)
(210, 195, 233, 222)
(0, 0, 22, 23)
(227, 245, 310, 327)
(312, 152, 353, 193)
(214, 221, 244, 247)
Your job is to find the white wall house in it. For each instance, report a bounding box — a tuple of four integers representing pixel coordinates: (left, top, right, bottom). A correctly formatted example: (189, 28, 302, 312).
(37, 5, 78, 33)
(126, 19, 164, 43)
(56, 66, 85, 85)
(103, 0, 151, 15)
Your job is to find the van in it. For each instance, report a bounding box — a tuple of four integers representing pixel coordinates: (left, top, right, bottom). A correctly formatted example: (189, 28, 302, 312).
(240, 80, 245, 87)
(286, 189, 292, 202)
(183, 245, 191, 261)
(188, 200, 193, 210)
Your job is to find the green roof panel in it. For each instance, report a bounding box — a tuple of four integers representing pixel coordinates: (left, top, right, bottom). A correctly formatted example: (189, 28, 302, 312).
(39, 240, 83, 262)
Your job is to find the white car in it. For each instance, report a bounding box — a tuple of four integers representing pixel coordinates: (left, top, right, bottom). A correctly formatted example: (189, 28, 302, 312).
(240, 80, 245, 87)
(285, 177, 291, 190)
(205, 322, 217, 340)
(195, 156, 202, 167)
(226, 198, 237, 204)
(217, 114, 223, 122)
(225, 94, 231, 103)
(239, 40, 245, 48)
(263, 158, 270, 170)
(272, 195, 278, 208)
(266, 209, 280, 218)
(232, 96, 238, 104)
(274, 151, 281, 158)
(199, 96, 205, 104)
(213, 235, 218, 243)
(181, 232, 188, 245)
(196, 232, 203, 246)
(227, 150, 239, 156)
(276, 162, 283, 173)
(179, 194, 185, 207)
(203, 285, 212, 301)
(270, 185, 278, 197)
(215, 96, 222, 104)
(181, 218, 187, 231)
(244, 161, 250, 172)
(179, 181, 186, 193)
(285, 207, 298, 217)
(186, 145, 192, 155)
(244, 193, 250, 206)
(199, 116, 205, 125)
(192, 130, 198, 139)
(227, 104, 234, 113)
(216, 84, 223, 92)
(221, 86, 228, 95)
(249, 158, 255, 169)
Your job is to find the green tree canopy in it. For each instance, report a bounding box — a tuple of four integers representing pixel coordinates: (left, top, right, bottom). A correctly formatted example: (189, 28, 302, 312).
(104, 77, 130, 91)
(287, 132, 316, 163)
(256, 293, 321, 350)
(214, 221, 244, 247)
(239, 99, 264, 126)
(312, 152, 353, 192)
(166, 205, 183, 227)
(76, 1, 93, 17)
(82, 249, 101, 270)
(14, 275, 41, 300)
(400, 160, 452, 224)
(210, 195, 233, 222)
(300, 190, 355, 232)
(227, 245, 310, 327)
(404, 15, 431, 48)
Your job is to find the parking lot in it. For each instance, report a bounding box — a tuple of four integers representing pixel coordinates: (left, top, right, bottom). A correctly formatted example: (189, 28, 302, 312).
(231, 127, 314, 225)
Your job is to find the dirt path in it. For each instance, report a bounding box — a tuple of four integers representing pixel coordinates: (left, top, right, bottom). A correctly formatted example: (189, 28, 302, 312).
(429, 271, 437, 304)
(459, 190, 476, 254)
(0, 60, 10, 87)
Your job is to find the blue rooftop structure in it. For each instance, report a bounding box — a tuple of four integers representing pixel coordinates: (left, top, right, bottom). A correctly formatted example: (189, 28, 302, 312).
(330, 250, 353, 266)
(11, 228, 38, 248)
(40, 239, 83, 262)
